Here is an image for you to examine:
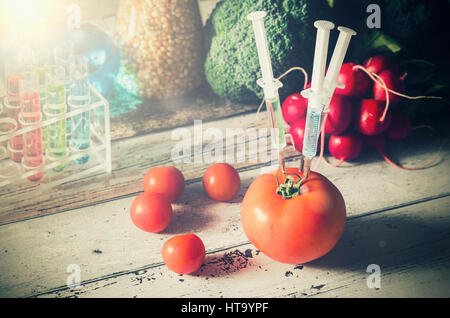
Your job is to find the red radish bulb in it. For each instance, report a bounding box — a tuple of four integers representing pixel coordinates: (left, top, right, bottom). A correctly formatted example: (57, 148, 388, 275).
(363, 56, 398, 75)
(324, 95, 353, 135)
(282, 93, 308, 125)
(363, 134, 385, 150)
(356, 99, 392, 136)
(384, 110, 411, 140)
(373, 70, 406, 105)
(335, 63, 370, 98)
(328, 133, 363, 161)
(289, 117, 307, 152)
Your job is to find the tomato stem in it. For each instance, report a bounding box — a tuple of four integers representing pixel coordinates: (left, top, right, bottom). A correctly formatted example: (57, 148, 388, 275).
(276, 173, 303, 199)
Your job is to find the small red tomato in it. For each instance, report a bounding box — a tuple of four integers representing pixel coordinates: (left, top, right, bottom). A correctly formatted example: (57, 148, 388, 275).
(130, 192, 173, 233)
(162, 234, 206, 275)
(203, 163, 240, 202)
(282, 93, 308, 125)
(143, 166, 185, 203)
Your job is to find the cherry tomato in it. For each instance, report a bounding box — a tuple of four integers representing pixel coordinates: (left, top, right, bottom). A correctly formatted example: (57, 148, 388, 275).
(130, 192, 172, 233)
(162, 233, 206, 275)
(241, 168, 346, 264)
(203, 163, 240, 202)
(143, 166, 185, 203)
(282, 93, 308, 125)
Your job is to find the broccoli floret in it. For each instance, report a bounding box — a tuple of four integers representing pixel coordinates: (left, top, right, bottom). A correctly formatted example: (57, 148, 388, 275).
(204, 0, 331, 103)
(382, 0, 433, 48)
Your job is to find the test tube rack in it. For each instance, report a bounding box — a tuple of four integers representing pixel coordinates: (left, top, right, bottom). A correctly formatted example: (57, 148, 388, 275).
(0, 84, 112, 198)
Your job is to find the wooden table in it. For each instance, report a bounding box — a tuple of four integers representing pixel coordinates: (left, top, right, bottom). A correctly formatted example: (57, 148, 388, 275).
(0, 99, 449, 298)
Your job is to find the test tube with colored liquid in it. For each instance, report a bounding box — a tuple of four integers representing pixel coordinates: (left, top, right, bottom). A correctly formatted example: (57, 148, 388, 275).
(4, 61, 23, 163)
(69, 55, 91, 164)
(45, 65, 67, 172)
(19, 72, 44, 181)
(54, 41, 74, 147)
(32, 48, 50, 151)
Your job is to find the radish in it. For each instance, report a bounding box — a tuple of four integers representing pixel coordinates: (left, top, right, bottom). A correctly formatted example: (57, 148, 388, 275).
(363, 56, 398, 75)
(335, 63, 370, 98)
(328, 133, 363, 162)
(356, 99, 392, 136)
(384, 110, 411, 140)
(324, 95, 353, 135)
(373, 70, 406, 105)
(363, 131, 440, 171)
(289, 117, 307, 153)
(363, 134, 385, 150)
(282, 93, 308, 125)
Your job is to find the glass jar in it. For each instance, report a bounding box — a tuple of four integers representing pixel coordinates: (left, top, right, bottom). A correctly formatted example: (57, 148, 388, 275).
(116, 0, 204, 99)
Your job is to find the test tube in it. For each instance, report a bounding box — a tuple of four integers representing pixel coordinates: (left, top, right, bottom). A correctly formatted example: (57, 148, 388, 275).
(19, 72, 44, 181)
(54, 41, 74, 147)
(45, 65, 67, 172)
(69, 55, 91, 164)
(4, 60, 23, 163)
(32, 48, 50, 151)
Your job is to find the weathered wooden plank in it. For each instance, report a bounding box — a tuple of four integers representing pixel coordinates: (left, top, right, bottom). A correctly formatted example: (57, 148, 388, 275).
(0, 149, 449, 297)
(1, 106, 448, 225)
(35, 196, 450, 298)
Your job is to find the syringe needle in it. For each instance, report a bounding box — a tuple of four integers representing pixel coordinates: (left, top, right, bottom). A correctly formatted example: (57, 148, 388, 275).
(303, 158, 312, 180)
(299, 155, 305, 173)
(279, 151, 286, 173)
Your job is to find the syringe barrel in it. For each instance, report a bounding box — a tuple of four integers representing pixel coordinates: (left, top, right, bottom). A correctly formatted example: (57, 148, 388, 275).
(247, 11, 274, 92)
(310, 21, 334, 93)
(265, 95, 286, 151)
(302, 103, 324, 158)
(324, 26, 356, 104)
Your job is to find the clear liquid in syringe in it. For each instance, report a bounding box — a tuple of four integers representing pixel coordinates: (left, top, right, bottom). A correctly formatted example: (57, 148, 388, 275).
(265, 97, 286, 151)
(302, 109, 323, 158)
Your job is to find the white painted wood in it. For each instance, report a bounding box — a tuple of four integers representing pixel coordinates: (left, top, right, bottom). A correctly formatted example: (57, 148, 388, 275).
(0, 146, 449, 297)
(36, 196, 450, 298)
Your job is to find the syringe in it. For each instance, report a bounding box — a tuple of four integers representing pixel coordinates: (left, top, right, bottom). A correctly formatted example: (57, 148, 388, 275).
(301, 22, 356, 178)
(248, 11, 287, 170)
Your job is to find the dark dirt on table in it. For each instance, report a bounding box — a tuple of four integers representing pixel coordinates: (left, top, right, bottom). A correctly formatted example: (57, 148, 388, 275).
(311, 284, 326, 290)
(200, 249, 252, 276)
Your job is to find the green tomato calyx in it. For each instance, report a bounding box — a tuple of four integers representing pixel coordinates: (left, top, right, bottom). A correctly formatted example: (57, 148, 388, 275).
(276, 173, 302, 199)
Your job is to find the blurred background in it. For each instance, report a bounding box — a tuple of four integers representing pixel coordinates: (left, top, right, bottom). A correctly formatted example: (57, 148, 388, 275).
(0, 0, 448, 139)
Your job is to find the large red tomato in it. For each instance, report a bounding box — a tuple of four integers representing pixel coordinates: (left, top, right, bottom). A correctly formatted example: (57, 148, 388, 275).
(241, 168, 346, 264)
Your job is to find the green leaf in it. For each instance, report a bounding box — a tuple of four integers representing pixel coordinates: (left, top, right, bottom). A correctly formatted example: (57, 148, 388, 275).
(425, 84, 446, 95)
(370, 30, 402, 54)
